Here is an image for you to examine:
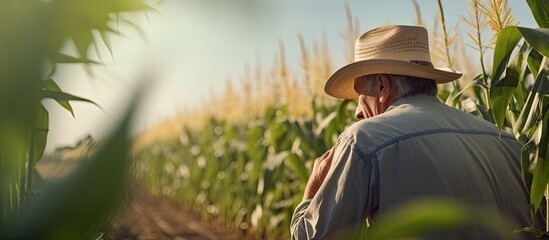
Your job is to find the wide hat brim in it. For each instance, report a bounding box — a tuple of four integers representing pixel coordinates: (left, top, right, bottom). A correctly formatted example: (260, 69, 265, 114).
(324, 59, 462, 99)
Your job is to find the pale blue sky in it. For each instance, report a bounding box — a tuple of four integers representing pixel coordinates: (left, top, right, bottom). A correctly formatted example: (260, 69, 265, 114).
(45, 0, 537, 151)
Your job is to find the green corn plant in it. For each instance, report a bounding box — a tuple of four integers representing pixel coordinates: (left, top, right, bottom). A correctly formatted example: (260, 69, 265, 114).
(2, 94, 138, 239)
(133, 98, 355, 239)
(0, 0, 151, 238)
(482, 1, 549, 234)
(133, 1, 549, 239)
(364, 199, 512, 240)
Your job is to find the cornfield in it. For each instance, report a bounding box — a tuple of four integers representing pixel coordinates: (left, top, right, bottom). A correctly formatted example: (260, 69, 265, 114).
(134, 0, 549, 239)
(134, 100, 356, 238)
(1, 0, 549, 239)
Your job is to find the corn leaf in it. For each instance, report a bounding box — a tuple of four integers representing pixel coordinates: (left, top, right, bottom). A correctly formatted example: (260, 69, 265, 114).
(447, 78, 484, 108)
(490, 43, 529, 132)
(42, 79, 74, 117)
(40, 89, 100, 109)
(522, 141, 534, 192)
(286, 153, 309, 183)
(490, 27, 549, 132)
(492, 27, 549, 83)
(335, 99, 355, 127)
(322, 121, 338, 148)
(290, 120, 323, 155)
(526, 0, 549, 28)
(4, 97, 136, 239)
(516, 57, 549, 134)
(31, 105, 49, 167)
(365, 199, 510, 240)
(514, 227, 549, 239)
(519, 28, 549, 58)
(259, 151, 288, 197)
(0, 121, 31, 217)
(528, 49, 543, 79)
(529, 59, 549, 216)
(491, 27, 521, 83)
(314, 112, 336, 136)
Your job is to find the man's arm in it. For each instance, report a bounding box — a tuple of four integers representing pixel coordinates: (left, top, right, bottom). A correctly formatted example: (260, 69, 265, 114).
(304, 147, 335, 200)
(290, 137, 376, 239)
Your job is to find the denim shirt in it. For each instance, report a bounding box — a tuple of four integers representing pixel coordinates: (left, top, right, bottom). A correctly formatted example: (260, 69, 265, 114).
(290, 95, 542, 239)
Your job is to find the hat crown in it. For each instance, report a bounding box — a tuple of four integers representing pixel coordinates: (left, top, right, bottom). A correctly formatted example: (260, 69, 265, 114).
(354, 25, 432, 64)
(323, 25, 462, 99)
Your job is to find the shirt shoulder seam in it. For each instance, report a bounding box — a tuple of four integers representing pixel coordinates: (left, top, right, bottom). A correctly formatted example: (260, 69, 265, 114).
(364, 128, 517, 158)
(338, 135, 373, 169)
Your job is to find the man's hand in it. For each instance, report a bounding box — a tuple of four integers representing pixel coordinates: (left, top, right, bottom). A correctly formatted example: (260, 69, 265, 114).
(303, 147, 335, 200)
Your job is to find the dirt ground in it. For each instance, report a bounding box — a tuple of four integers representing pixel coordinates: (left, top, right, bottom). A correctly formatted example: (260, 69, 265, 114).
(110, 185, 242, 240)
(36, 158, 245, 240)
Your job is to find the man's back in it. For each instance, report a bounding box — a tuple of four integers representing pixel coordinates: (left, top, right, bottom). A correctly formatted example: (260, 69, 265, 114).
(345, 95, 541, 238)
(291, 95, 543, 239)
(291, 24, 543, 240)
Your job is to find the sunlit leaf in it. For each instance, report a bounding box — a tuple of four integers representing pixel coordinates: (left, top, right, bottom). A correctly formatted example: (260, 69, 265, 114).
(438, 89, 451, 104)
(516, 57, 549, 134)
(519, 28, 549, 58)
(366, 199, 511, 240)
(490, 43, 529, 132)
(40, 90, 100, 109)
(314, 112, 336, 136)
(335, 99, 354, 127)
(526, 0, 549, 28)
(290, 119, 323, 155)
(530, 58, 549, 216)
(268, 120, 286, 152)
(286, 153, 309, 182)
(323, 120, 338, 148)
(259, 151, 288, 196)
(42, 79, 74, 117)
(446, 77, 484, 107)
(491, 27, 549, 82)
(491, 27, 522, 82)
(528, 49, 543, 79)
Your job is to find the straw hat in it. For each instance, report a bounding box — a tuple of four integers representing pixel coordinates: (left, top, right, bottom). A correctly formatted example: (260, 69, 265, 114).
(324, 25, 462, 99)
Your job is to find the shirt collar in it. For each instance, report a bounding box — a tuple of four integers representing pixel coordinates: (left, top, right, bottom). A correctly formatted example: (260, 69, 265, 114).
(385, 95, 439, 113)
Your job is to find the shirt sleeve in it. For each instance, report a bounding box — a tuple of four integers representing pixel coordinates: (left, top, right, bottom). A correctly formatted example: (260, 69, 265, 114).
(290, 137, 377, 239)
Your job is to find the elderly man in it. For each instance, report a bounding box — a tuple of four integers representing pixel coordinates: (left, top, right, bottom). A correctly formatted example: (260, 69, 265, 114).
(290, 25, 544, 239)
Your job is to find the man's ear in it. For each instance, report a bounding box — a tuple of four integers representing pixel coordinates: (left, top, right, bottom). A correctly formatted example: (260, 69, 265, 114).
(376, 74, 392, 103)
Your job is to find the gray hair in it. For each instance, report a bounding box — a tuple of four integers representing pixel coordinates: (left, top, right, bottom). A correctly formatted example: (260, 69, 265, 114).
(387, 75, 413, 98)
(355, 74, 437, 98)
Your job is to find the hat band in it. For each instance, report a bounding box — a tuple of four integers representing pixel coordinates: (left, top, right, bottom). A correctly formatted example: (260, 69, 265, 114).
(409, 60, 433, 68)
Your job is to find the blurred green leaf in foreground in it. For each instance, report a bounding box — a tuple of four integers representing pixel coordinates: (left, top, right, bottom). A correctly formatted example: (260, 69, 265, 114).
(2, 95, 137, 239)
(0, 0, 151, 238)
